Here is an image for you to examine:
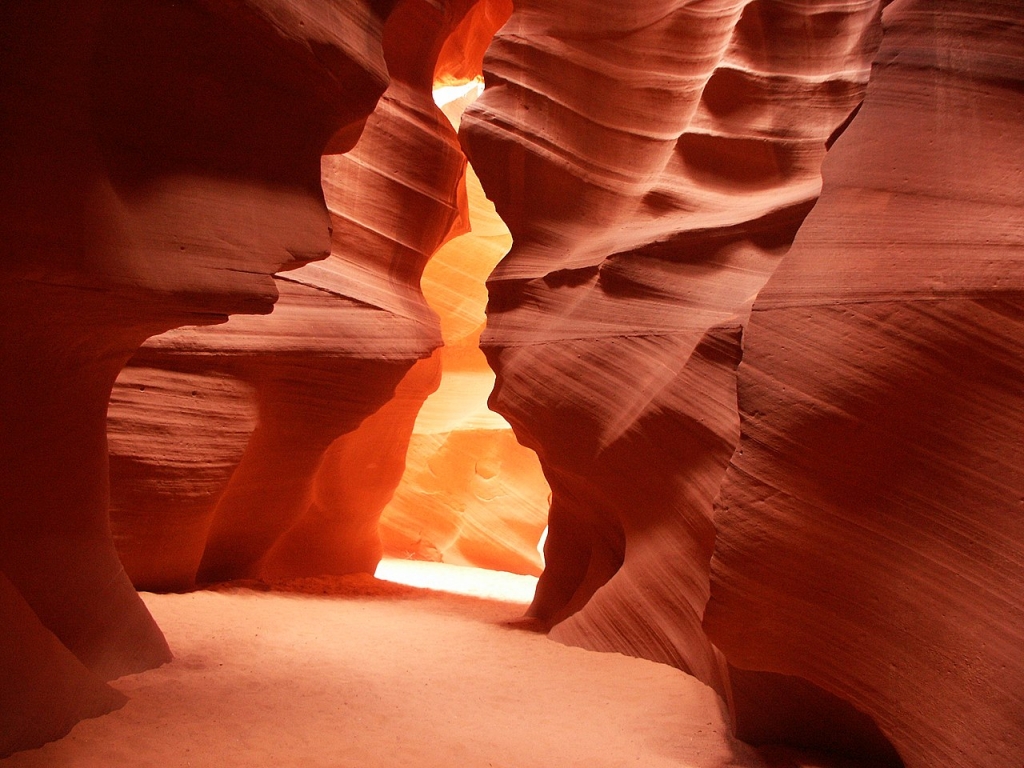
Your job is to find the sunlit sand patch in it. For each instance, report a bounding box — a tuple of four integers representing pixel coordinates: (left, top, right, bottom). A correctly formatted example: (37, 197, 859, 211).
(374, 558, 538, 604)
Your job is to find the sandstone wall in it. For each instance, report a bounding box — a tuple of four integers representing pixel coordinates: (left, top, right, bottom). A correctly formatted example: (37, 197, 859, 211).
(0, 0, 395, 755)
(463, 0, 1023, 765)
(461, 0, 886, 702)
(704, 2, 1024, 765)
(107, 0, 496, 590)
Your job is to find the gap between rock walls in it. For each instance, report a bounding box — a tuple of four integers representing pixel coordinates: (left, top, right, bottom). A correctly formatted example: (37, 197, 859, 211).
(3, 2, 1022, 767)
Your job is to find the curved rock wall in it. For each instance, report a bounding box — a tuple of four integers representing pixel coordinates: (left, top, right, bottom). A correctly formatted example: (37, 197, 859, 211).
(704, 2, 1024, 766)
(5, 0, 1020, 764)
(434, 0, 513, 85)
(461, 0, 885, 700)
(0, 0, 394, 755)
(107, 0, 490, 590)
(378, 162, 550, 575)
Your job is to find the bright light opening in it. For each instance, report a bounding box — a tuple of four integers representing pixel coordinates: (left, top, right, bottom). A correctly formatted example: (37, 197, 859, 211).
(374, 558, 537, 603)
(433, 78, 485, 129)
(374, 81, 550, 599)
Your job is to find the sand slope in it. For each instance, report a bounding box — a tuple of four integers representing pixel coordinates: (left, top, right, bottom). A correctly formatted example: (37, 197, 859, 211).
(2, 576, 881, 767)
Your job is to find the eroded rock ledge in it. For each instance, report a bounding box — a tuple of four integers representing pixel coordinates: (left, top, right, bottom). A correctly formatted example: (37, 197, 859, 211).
(106, 0, 506, 591)
(705, 2, 1024, 766)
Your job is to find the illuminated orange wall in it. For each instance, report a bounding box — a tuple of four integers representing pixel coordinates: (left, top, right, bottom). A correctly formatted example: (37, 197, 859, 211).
(377, 89, 550, 576)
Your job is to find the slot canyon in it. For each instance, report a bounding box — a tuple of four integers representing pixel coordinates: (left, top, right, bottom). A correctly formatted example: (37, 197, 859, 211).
(0, 1, 1021, 767)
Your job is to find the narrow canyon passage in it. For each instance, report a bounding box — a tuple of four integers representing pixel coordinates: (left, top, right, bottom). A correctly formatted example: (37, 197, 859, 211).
(0, 573, 879, 768)
(374, 87, 551, 578)
(2, 3, 1020, 766)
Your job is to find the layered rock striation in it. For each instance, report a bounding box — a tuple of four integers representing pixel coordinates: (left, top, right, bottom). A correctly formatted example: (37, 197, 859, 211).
(704, 2, 1024, 766)
(466, 0, 1023, 764)
(462, 0, 886, 702)
(107, 0, 498, 590)
(0, 0, 395, 755)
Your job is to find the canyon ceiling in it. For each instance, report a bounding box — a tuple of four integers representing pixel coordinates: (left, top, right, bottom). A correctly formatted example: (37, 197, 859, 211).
(1, 1, 1021, 766)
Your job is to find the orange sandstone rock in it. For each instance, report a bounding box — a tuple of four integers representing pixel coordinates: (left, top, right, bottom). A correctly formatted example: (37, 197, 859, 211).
(0, 0, 394, 755)
(108, 0, 492, 589)
(704, 2, 1024, 766)
(260, 354, 443, 579)
(378, 164, 550, 576)
(435, 0, 513, 86)
(462, 0, 885, 707)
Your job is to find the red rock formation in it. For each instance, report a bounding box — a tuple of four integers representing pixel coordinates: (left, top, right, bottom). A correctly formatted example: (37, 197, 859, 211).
(461, 0, 885, 700)
(0, 0, 394, 755)
(0, 572, 127, 757)
(108, 0, 495, 589)
(108, 369, 259, 592)
(260, 355, 443, 579)
(704, 2, 1024, 766)
(435, 0, 513, 85)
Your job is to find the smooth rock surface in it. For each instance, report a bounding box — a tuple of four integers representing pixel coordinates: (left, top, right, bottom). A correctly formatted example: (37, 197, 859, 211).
(0, 0, 394, 754)
(461, 0, 886, 711)
(108, 0, 493, 590)
(705, 2, 1024, 766)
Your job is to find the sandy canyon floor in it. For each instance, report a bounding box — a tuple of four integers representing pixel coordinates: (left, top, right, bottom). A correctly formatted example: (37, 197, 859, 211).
(3, 564, 885, 768)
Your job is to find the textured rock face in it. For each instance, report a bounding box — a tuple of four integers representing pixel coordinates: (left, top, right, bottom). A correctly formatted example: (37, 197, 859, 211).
(434, 0, 513, 85)
(259, 354, 443, 579)
(461, 0, 886, 699)
(0, 572, 128, 759)
(108, 368, 260, 591)
(0, 0, 394, 756)
(704, 2, 1024, 766)
(107, 0, 497, 589)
